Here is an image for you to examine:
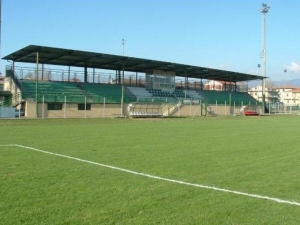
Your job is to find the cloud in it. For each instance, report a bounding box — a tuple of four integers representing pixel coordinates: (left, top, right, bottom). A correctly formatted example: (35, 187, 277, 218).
(285, 62, 300, 73)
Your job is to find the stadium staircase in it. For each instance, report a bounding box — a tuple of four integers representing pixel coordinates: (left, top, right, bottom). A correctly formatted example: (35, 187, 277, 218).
(127, 86, 152, 100)
(5, 68, 22, 90)
(186, 89, 204, 99)
(11, 92, 23, 107)
(206, 105, 217, 116)
(162, 99, 183, 116)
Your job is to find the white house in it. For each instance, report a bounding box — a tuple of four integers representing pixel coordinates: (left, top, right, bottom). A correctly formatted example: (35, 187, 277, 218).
(275, 85, 300, 106)
(248, 85, 279, 103)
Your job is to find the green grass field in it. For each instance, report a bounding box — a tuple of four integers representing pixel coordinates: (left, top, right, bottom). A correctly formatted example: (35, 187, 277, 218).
(1, 115, 300, 225)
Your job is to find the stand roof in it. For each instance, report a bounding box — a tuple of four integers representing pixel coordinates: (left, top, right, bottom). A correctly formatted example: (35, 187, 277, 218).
(3, 45, 263, 82)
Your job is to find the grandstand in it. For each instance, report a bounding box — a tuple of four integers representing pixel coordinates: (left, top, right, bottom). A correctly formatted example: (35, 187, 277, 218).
(1, 45, 263, 118)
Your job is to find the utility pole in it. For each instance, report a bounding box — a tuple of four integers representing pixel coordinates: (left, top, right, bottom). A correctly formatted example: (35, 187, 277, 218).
(259, 3, 270, 114)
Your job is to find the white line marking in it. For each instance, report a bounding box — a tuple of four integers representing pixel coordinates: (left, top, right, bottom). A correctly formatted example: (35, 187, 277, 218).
(2, 144, 300, 207)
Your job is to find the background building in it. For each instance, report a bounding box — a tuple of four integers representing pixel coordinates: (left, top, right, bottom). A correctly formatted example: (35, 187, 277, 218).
(0, 76, 4, 103)
(248, 84, 300, 113)
(275, 85, 300, 106)
(248, 85, 279, 104)
(204, 80, 237, 91)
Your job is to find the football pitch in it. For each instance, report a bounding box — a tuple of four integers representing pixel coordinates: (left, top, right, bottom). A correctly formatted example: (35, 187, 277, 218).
(1, 115, 300, 225)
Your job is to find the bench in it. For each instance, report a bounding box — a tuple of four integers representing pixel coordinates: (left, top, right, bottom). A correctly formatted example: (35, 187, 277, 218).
(244, 111, 259, 116)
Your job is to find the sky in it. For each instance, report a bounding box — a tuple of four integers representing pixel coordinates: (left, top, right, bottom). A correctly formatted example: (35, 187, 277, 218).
(1, 0, 300, 82)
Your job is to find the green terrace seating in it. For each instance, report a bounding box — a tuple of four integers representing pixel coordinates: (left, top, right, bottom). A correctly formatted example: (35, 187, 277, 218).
(173, 89, 190, 98)
(230, 92, 258, 105)
(21, 80, 85, 103)
(199, 90, 258, 105)
(147, 88, 190, 98)
(19, 81, 258, 106)
(81, 83, 136, 103)
(81, 83, 120, 103)
(148, 89, 172, 97)
(20, 81, 137, 104)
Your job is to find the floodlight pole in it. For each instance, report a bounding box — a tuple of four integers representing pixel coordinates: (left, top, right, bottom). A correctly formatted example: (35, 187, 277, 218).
(185, 70, 187, 99)
(121, 62, 124, 116)
(259, 3, 270, 114)
(122, 39, 126, 56)
(0, 0, 2, 75)
(121, 39, 126, 116)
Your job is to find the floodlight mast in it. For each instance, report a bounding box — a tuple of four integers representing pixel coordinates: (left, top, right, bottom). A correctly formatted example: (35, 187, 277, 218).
(121, 39, 126, 116)
(122, 39, 126, 56)
(0, 0, 2, 75)
(259, 3, 270, 114)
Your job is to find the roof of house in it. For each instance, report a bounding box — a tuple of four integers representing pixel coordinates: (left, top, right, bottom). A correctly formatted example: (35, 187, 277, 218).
(292, 88, 300, 93)
(276, 85, 298, 89)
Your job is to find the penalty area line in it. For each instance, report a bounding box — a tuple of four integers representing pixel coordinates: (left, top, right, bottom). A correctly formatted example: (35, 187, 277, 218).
(2, 143, 300, 207)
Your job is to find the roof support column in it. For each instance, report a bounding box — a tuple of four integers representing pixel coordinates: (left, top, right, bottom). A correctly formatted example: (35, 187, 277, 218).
(68, 66, 70, 82)
(121, 61, 125, 116)
(93, 68, 95, 83)
(84, 67, 88, 83)
(185, 70, 187, 99)
(41, 64, 44, 81)
(35, 52, 39, 118)
(136, 72, 138, 86)
(117, 70, 121, 84)
(229, 75, 233, 115)
(200, 79, 203, 90)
